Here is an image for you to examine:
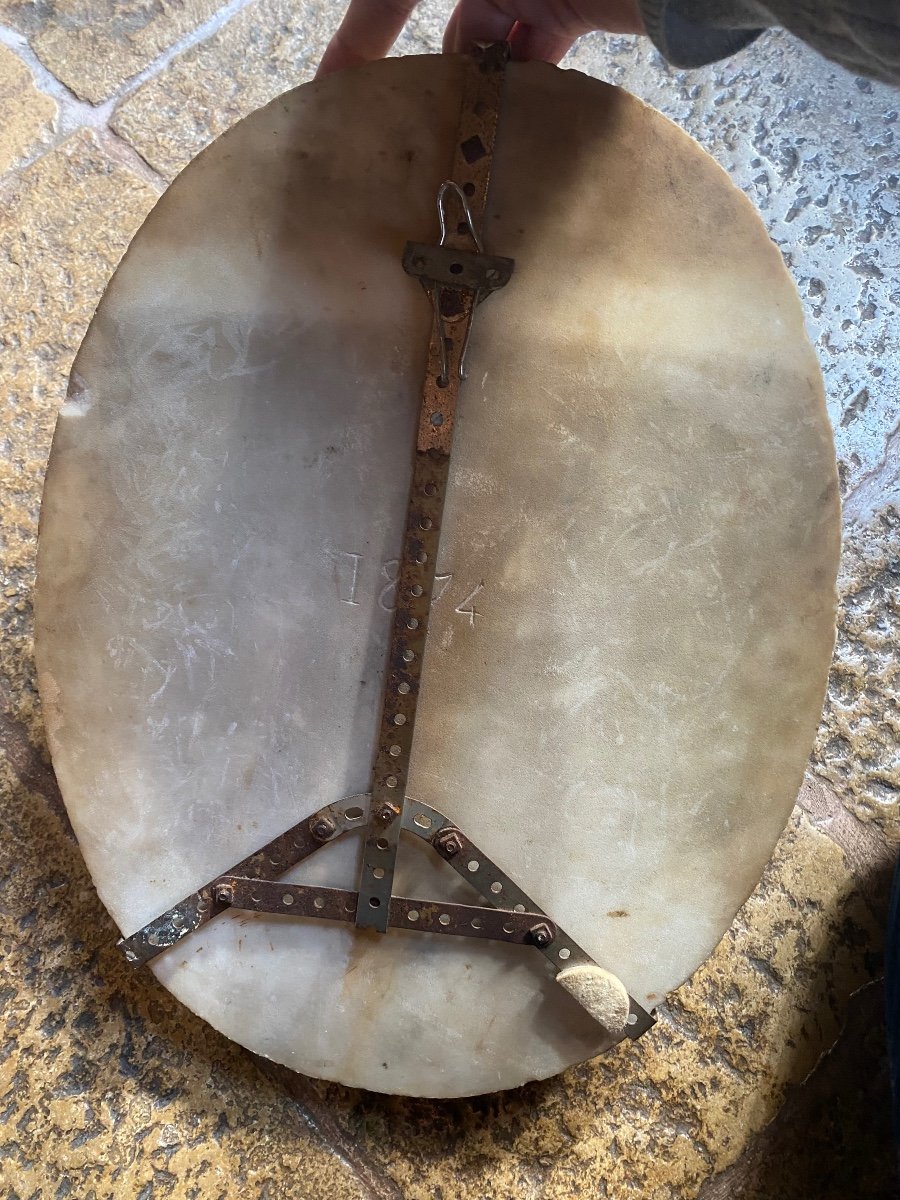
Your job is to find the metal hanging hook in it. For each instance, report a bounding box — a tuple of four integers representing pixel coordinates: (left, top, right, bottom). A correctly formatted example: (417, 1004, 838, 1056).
(437, 180, 484, 253)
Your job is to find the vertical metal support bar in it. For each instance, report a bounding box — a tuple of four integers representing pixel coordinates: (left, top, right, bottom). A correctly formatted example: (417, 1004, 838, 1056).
(355, 44, 511, 930)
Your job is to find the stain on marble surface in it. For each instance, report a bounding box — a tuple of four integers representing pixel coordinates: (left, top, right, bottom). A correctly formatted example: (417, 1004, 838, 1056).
(0, 0, 223, 103)
(0, 42, 56, 173)
(0, 11, 897, 1197)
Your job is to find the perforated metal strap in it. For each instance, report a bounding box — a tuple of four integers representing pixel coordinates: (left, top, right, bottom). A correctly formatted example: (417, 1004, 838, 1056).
(355, 44, 513, 930)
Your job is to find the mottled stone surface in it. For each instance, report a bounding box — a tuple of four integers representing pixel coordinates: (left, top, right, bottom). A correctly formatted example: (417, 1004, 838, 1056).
(0, 43, 56, 173)
(814, 509, 900, 839)
(698, 981, 895, 1199)
(0, 0, 224, 103)
(0, 11, 896, 1198)
(110, 0, 339, 177)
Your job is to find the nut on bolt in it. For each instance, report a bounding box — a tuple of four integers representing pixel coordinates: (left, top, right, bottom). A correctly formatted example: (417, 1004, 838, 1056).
(215, 883, 234, 904)
(310, 814, 337, 841)
(376, 804, 398, 825)
(433, 827, 464, 859)
(529, 921, 555, 948)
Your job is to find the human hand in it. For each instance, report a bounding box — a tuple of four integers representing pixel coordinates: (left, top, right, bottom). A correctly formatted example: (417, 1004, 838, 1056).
(316, 0, 645, 77)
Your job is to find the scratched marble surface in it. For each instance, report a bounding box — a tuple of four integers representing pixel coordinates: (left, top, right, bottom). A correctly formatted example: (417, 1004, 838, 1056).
(0, 6, 897, 1197)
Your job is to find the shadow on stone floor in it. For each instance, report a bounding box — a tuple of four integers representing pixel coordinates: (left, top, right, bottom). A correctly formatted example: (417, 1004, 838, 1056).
(700, 979, 897, 1200)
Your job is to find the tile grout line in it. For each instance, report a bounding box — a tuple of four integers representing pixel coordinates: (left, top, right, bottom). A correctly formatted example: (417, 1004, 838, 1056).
(0, 0, 256, 185)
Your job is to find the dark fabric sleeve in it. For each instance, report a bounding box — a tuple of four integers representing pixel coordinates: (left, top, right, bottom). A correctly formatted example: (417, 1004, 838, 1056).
(637, 0, 900, 84)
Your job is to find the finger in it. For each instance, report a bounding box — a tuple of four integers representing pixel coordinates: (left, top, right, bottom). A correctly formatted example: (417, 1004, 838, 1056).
(508, 21, 577, 63)
(443, 0, 516, 54)
(316, 0, 419, 77)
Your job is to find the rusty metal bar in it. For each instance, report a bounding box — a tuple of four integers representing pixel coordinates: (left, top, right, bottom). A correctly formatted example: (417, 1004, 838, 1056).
(216, 876, 555, 944)
(355, 43, 514, 929)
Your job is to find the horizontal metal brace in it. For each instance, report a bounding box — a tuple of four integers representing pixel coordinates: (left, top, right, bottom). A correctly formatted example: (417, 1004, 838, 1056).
(215, 877, 556, 945)
(402, 242, 514, 295)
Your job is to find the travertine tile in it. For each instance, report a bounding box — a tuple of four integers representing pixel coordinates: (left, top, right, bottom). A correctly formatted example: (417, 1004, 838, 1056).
(0, 44, 56, 174)
(110, 0, 340, 178)
(0, 0, 224, 103)
(814, 506, 900, 839)
(110, 0, 455, 178)
(0, 130, 160, 740)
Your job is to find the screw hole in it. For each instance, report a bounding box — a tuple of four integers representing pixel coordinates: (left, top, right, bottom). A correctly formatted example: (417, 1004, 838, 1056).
(376, 838, 389, 850)
(439, 913, 451, 926)
(407, 909, 419, 921)
(282, 893, 294, 906)
(558, 947, 571, 960)
(627, 1012, 638, 1026)
(403, 649, 415, 662)
(372, 867, 385, 879)
(463, 182, 476, 197)
(415, 551, 427, 564)
(398, 681, 411, 694)
(514, 903, 525, 912)
(490, 881, 503, 894)
(471, 918, 483, 930)
(389, 744, 402, 756)
(393, 713, 407, 724)
(386, 775, 398, 788)
(467, 860, 480, 873)
(413, 813, 432, 829)
(424, 482, 437, 496)
(344, 806, 363, 820)
(369, 896, 381, 908)
(502, 922, 514, 934)
(430, 412, 444, 426)
(419, 517, 432, 530)
(313, 897, 325, 910)
(449, 262, 463, 275)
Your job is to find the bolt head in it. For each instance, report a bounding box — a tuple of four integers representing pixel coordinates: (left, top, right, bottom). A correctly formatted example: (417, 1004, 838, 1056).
(529, 922, 554, 948)
(433, 828, 464, 858)
(215, 884, 233, 904)
(310, 815, 337, 841)
(375, 804, 397, 825)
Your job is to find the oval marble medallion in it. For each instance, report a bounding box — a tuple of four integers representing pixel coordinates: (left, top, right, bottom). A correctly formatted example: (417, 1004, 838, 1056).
(35, 55, 839, 1097)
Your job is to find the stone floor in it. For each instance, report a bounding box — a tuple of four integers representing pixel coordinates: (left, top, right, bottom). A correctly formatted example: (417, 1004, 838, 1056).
(1, 3, 898, 1197)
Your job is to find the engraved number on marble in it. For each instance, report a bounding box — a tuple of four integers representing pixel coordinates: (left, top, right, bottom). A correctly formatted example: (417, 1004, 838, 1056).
(378, 558, 400, 612)
(337, 553, 478, 622)
(335, 550, 362, 606)
(454, 582, 484, 627)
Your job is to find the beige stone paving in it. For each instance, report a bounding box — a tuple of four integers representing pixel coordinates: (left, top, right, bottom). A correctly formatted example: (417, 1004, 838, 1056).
(0, 6, 897, 1198)
(0, 0, 225, 103)
(0, 42, 55, 172)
